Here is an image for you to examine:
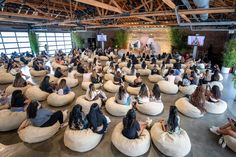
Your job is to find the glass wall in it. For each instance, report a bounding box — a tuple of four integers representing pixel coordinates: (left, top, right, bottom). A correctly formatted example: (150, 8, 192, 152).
(0, 32, 72, 55)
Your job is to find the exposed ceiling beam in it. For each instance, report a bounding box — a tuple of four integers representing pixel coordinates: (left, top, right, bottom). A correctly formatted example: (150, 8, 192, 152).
(0, 17, 38, 23)
(75, 0, 122, 13)
(130, 0, 153, 13)
(0, 11, 54, 20)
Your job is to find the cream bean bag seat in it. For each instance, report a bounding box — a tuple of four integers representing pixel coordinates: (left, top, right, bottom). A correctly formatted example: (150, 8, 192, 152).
(99, 56, 109, 61)
(151, 122, 191, 157)
(0, 110, 26, 131)
(58, 77, 79, 88)
(52, 62, 68, 71)
(47, 92, 75, 107)
(104, 73, 114, 81)
(18, 122, 60, 143)
(134, 64, 142, 69)
(174, 76, 182, 84)
(118, 62, 127, 68)
(137, 69, 151, 76)
(205, 99, 227, 114)
(112, 122, 151, 157)
(122, 67, 131, 75)
(64, 127, 103, 152)
(0, 72, 15, 84)
(27, 61, 33, 67)
(5, 85, 30, 95)
(75, 95, 102, 114)
(105, 97, 132, 116)
(209, 81, 223, 91)
(136, 100, 164, 116)
(47, 74, 59, 83)
(148, 75, 164, 83)
(127, 86, 140, 95)
(124, 75, 136, 84)
(25, 86, 49, 101)
(158, 81, 178, 94)
(81, 82, 102, 90)
(165, 63, 173, 69)
(179, 85, 197, 95)
(224, 135, 236, 152)
(29, 69, 47, 77)
(103, 66, 109, 73)
(219, 73, 223, 81)
(175, 97, 204, 118)
(170, 59, 176, 64)
(104, 80, 120, 93)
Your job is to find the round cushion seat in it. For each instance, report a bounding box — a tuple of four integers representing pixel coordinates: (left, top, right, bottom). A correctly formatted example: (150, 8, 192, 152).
(48, 74, 59, 83)
(75, 95, 102, 114)
(5, 85, 30, 95)
(137, 69, 151, 76)
(151, 122, 191, 157)
(122, 67, 131, 75)
(105, 97, 132, 116)
(179, 85, 197, 95)
(104, 80, 120, 93)
(0, 72, 15, 84)
(134, 64, 142, 69)
(111, 122, 151, 157)
(118, 62, 127, 68)
(29, 69, 47, 77)
(0, 109, 26, 131)
(205, 99, 227, 114)
(51, 62, 68, 71)
(175, 97, 204, 118)
(209, 81, 224, 91)
(124, 75, 136, 84)
(224, 135, 236, 152)
(25, 86, 49, 101)
(47, 92, 75, 107)
(58, 77, 79, 88)
(18, 122, 60, 143)
(136, 100, 164, 116)
(64, 127, 103, 152)
(148, 75, 164, 83)
(126, 86, 140, 95)
(81, 82, 102, 90)
(158, 80, 178, 94)
(99, 56, 109, 61)
(104, 73, 114, 81)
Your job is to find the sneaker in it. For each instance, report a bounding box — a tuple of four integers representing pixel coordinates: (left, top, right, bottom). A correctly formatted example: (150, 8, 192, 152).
(221, 141, 227, 148)
(218, 136, 224, 145)
(210, 126, 220, 135)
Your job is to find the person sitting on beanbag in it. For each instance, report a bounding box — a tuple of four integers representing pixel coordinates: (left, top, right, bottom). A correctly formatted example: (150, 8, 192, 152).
(91, 69, 103, 84)
(115, 86, 131, 106)
(85, 83, 107, 103)
(165, 69, 175, 84)
(113, 71, 123, 85)
(10, 90, 30, 112)
(136, 84, 150, 104)
(206, 85, 221, 103)
(54, 67, 65, 78)
(40, 76, 55, 93)
(13, 72, 28, 87)
(189, 85, 206, 113)
(56, 79, 71, 95)
(150, 84, 161, 102)
(87, 103, 110, 134)
(151, 65, 160, 75)
(130, 73, 143, 87)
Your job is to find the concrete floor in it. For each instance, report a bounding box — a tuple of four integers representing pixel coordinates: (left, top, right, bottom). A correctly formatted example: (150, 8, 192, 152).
(0, 62, 235, 157)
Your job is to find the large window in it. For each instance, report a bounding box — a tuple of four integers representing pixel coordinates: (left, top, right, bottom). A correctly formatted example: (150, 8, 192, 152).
(0, 32, 72, 55)
(37, 32, 72, 54)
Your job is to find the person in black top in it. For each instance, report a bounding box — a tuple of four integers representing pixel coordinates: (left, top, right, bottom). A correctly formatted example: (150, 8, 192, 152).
(87, 103, 109, 134)
(151, 57, 156, 64)
(174, 59, 181, 70)
(10, 90, 30, 112)
(54, 67, 63, 78)
(40, 76, 55, 93)
(151, 65, 160, 75)
(77, 62, 87, 74)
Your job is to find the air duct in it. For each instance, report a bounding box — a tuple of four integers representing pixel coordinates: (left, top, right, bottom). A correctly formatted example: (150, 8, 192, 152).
(193, 0, 209, 21)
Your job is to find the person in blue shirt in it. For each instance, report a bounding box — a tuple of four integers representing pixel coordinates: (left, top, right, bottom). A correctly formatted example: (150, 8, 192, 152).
(57, 79, 71, 95)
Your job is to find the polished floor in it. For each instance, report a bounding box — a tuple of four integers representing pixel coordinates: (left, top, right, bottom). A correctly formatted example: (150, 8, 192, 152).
(0, 62, 235, 157)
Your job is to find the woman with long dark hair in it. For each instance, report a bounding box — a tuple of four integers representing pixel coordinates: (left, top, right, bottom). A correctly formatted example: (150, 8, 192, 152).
(57, 79, 71, 95)
(69, 104, 88, 130)
(54, 67, 64, 78)
(13, 72, 27, 87)
(206, 85, 221, 103)
(150, 84, 161, 101)
(190, 85, 206, 113)
(10, 90, 30, 112)
(85, 83, 107, 102)
(164, 106, 180, 134)
(40, 76, 55, 93)
(137, 84, 150, 104)
(115, 86, 131, 106)
(87, 103, 109, 134)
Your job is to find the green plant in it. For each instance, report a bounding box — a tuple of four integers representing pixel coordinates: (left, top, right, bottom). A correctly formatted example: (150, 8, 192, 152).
(28, 31, 39, 55)
(223, 38, 236, 67)
(113, 30, 128, 49)
(71, 32, 84, 49)
(169, 28, 187, 53)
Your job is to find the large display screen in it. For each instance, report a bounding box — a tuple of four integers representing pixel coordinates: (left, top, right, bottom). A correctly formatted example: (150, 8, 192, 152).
(187, 36, 205, 46)
(97, 35, 107, 42)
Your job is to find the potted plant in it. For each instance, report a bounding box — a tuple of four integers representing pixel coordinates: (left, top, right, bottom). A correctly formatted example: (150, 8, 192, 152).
(28, 31, 39, 55)
(71, 32, 84, 49)
(221, 38, 236, 73)
(169, 28, 187, 54)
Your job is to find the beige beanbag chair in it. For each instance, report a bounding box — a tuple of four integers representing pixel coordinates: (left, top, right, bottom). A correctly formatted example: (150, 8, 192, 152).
(134, 64, 142, 69)
(137, 69, 151, 76)
(103, 66, 109, 73)
(124, 75, 136, 84)
(64, 127, 103, 152)
(158, 81, 178, 94)
(112, 122, 151, 157)
(5, 85, 30, 95)
(0, 110, 26, 131)
(127, 86, 141, 95)
(174, 76, 182, 84)
(47, 74, 59, 83)
(219, 73, 223, 81)
(148, 75, 164, 83)
(58, 77, 79, 88)
(224, 135, 236, 152)
(47, 92, 75, 107)
(99, 56, 109, 61)
(104, 80, 120, 93)
(205, 99, 227, 114)
(29, 69, 47, 77)
(209, 81, 224, 91)
(118, 62, 127, 68)
(179, 85, 197, 95)
(175, 97, 204, 118)
(51, 62, 68, 71)
(25, 86, 49, 101)
(136, 100, 164, 116)
(27, 61, 33, 67)
(0, 72, 15, 84)
(151, 122, 191, 157)
(122, 67, 131, 75)
(104, 73, 114, 81)
(81, 82, 102, 90)
(105, 97, 132, 116)
(75, 95, 102, 114)
(18, 122, 60, 143)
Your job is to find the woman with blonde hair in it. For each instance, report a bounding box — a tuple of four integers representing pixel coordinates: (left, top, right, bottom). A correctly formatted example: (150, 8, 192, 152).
(189, 85, 206, 113)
